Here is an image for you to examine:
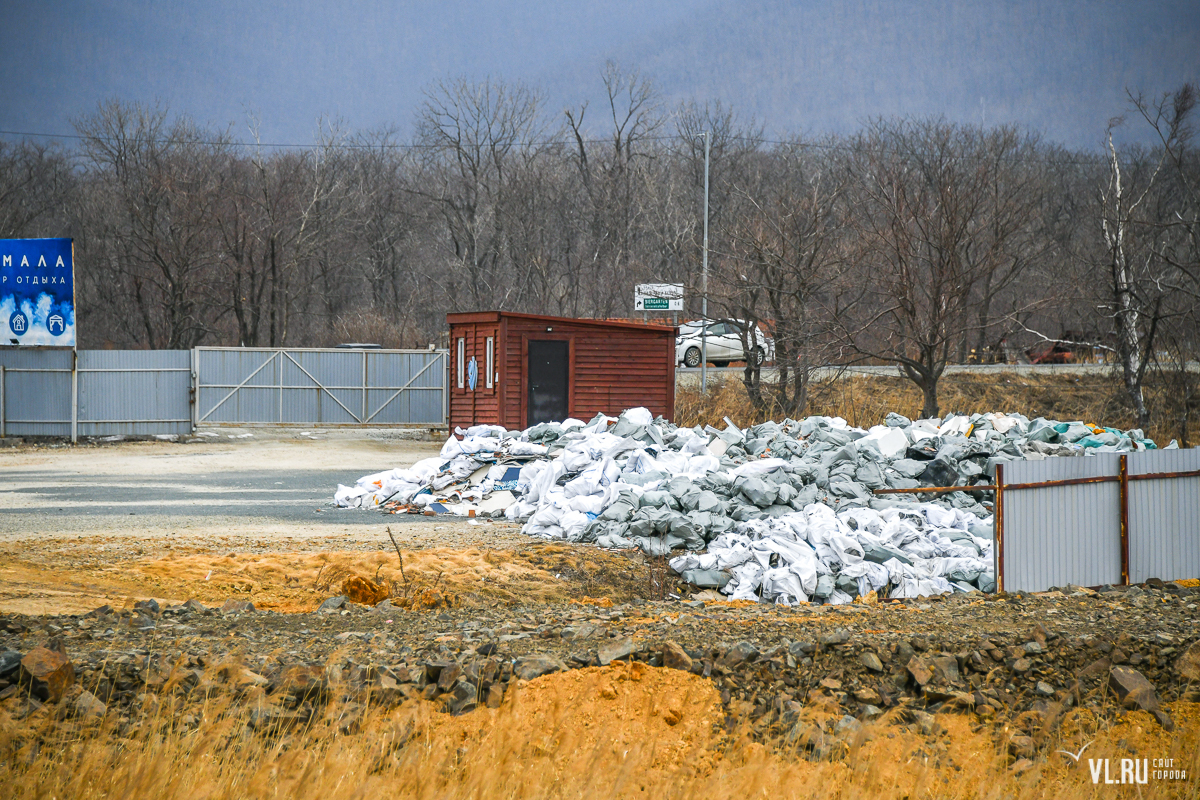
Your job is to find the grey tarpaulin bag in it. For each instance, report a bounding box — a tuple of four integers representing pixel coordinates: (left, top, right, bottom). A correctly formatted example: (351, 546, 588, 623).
(682, 569, 731, 589)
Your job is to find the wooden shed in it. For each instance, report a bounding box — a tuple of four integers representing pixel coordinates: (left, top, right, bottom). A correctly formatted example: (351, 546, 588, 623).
(447, 311, 677, 431)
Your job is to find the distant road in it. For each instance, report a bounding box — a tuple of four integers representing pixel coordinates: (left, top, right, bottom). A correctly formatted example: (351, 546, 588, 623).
(675, 362, 1124, 388)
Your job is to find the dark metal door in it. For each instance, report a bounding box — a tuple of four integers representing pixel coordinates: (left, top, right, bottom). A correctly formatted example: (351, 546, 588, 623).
(527, 340, 569, 426)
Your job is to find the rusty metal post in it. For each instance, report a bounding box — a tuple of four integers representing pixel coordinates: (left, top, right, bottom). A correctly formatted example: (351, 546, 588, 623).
(994, 463, 1005, 593)
(1119, 454, 1130, 585)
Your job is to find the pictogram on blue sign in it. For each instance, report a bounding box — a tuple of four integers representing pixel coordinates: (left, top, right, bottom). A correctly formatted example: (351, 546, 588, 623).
(467, 356, 479, 391)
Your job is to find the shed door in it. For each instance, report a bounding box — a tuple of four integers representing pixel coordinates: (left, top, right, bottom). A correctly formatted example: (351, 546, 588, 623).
(527, 340, 569, 426)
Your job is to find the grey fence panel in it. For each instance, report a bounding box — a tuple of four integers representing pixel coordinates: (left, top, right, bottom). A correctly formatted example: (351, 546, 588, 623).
(366, 351, 445, 424)
(281, 351, 361, 424)
(195, 349, 278, 424)
(195, 348, 447, 426)
(1127, 448, 1200, 584)
(1002, 455, 1123, 591)
(77, 350, 192, 435)
(0, 349, 73, 436)
(1, 349, 193, 437)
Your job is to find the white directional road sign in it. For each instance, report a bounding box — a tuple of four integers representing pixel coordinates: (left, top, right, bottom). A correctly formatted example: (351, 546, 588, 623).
(634, 283, 683, 311)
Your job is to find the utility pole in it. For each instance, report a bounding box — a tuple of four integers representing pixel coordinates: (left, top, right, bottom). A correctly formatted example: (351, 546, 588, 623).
(700, 130, 710, 393)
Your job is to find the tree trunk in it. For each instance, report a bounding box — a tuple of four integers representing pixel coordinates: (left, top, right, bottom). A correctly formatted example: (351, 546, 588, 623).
(920, 379, 940, 421)
(1104, 135, 1151, 431)
(268, 237, 278, 347)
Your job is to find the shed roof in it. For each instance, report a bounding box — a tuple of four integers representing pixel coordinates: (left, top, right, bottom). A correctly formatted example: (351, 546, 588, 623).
(447, 311, 676, 334)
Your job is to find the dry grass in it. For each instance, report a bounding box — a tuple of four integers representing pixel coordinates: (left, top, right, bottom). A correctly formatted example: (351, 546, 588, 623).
(2, 662, 1197, 799)
(676, 372, 1199, 446)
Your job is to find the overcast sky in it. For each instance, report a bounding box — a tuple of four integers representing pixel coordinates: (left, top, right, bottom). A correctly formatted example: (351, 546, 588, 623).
(1, 0, 1197, 150)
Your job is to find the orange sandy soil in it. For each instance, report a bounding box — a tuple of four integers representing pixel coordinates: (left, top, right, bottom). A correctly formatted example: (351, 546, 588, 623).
(0, 532, 667, 615)
(416, 664, 1200, 799)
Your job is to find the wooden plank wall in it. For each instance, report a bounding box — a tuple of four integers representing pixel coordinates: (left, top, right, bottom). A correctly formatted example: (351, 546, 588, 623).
(448, 320, 500, 430)
(450, 313, 676, 431)
(502, 317, 675, 429)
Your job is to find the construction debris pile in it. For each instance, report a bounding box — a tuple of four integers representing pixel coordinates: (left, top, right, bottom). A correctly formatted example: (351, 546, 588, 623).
(334, 408, 1163, 604)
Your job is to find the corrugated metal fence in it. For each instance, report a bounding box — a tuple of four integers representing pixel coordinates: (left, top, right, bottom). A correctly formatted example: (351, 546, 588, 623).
(0, 349, 191, 438)
(0, 347, 449, 438)
(997, 449, 1200, 591)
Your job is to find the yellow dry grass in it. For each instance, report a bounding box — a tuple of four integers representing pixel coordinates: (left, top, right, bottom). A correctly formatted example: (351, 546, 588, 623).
(3, 661, 1197, 799)
(676, 372, 1199, 446)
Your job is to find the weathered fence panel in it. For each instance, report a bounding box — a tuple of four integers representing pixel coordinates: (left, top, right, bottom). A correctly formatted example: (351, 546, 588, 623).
(0, 349, 190, 437)
(999, 449, 1200, 592)
(1126, 449, 1200, 584)
(194, 347, 447, 427)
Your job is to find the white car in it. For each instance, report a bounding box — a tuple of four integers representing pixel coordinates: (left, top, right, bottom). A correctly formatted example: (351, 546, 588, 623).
(676, 320, 774, 367)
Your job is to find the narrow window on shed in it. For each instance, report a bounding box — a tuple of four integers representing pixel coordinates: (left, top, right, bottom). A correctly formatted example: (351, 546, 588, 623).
(457, 337, 465, 388)
(485, 336, 494, 388)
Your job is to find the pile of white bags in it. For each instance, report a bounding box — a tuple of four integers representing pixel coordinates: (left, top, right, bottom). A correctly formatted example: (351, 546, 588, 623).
(333, 406, 1164, 603)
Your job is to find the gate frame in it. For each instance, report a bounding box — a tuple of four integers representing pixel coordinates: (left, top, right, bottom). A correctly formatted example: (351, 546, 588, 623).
(193, 346, 449, 428)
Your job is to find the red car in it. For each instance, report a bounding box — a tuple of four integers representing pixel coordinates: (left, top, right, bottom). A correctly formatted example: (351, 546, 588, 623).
(1025, 342, 1074, 364)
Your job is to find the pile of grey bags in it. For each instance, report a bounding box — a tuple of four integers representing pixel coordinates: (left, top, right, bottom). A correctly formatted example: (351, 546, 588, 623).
(334, 407, 1164, 604)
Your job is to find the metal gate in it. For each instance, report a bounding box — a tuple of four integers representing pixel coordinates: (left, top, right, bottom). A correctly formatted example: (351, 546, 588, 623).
(194, 347, 448, 427)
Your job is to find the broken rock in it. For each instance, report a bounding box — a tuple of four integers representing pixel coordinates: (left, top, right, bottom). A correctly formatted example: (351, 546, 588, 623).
(514, 656, 563, 681)
(859, 651, 884, 673)
(74, 689, 107, 720)
(220, 599, 255, 613)
(719, 641, 759, 669)
(661, 640, 693, 672)
(820, 628, 851, 646)
(19, 647, 75, 703)
(1175, 641, 1200, 683)
(907, 656, 933, 687)
(0, 650, 21, 680)
(1007, 735, 1036, 759)
(598, 638, 634, 666)
(1109, 666, 1161, 712)
(316, 596, 347, 613)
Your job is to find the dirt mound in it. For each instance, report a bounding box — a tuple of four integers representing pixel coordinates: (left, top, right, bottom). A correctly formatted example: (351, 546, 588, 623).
(341, 575, 388, 605)
(433, 661, 724, 774)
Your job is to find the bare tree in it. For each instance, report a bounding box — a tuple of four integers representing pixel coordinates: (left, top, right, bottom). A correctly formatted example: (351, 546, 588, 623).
(412, 78, 545, 312)
(564, 63, 664, 317)
(1093, 88, 1198, 430)
(1132, 84, 1200, 440)
(341, 129, 423, 343)
(74, 100, 228, 348)
(717, 141, 849, 420)
(0, 140, 73, 238)
(841, 119, 1034, 419)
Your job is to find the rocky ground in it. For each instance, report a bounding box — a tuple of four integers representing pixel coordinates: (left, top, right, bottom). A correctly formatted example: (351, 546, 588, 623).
(3, 436, 1199, 795)
(3, 578, 1199, 767)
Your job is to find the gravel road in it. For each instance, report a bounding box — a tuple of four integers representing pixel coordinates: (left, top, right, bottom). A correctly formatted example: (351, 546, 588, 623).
(0, 434, 444, 539)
